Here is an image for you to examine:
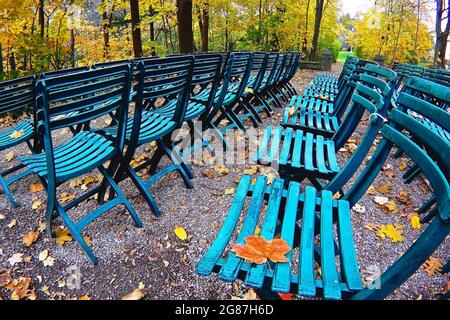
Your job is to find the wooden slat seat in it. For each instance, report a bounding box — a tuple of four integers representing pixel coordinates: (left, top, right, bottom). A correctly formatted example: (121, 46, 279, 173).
(253, 126, 340, 179)
(0, 119, 34, 150)
(19, 131, 115, 183)
(196, 175, 363, 300)
(99, 110, 177, 145)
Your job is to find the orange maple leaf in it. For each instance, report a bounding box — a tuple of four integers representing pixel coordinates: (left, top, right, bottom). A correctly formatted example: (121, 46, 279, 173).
(231, 235, 291, 265)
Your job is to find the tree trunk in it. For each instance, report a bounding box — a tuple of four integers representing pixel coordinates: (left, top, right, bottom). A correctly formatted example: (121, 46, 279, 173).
(149, 5, 156, 56)
(177, 0, 194, 53)
(412, 0, 421, 63)
(9, 52, 16, 73)
(0, 43, 3, 75)
(309, 0, 325, 61)
(129, 0, 143, 57)
(196, 1, 209, 52)
(39, 0, 45, 39)
(70, 29, 75, 67)
(102, 1, 112, 59)
(434, 0, 450, 68)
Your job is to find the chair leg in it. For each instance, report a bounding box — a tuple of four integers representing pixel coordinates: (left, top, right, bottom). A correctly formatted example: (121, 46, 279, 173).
(240, 97, 263, 125)
(125, 165, 161, 216)
(0, 173, 18, 208)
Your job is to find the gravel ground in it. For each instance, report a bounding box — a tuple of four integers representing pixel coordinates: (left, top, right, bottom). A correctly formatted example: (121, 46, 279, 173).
(0, 64, 448, 300)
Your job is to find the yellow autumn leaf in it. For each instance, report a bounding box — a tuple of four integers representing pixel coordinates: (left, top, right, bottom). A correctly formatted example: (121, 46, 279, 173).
(214, 165, 230, 175)
(30, 183, 44, 193)
(78, 295, 91, 300)
(5, 151, 14, 162)
(399, 162, 408, 171)
(174, 226, 188, 241)
(411, 215, 421, 230)
(9, 130, 24, 139)
(32, 201, 43, 210)
(288, 106, 296, 117)
(54, 227, 73, 246)
(121, 288, 145, 300)
(376, 183, 392, 194)
(225, 188, 235, 195)
(243, 165, 258, 175)
(22, 231, 40, 247)
(376, 224, 404, 243)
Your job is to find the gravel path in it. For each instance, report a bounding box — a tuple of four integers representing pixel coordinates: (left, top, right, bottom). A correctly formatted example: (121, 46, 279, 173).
(0, 64, 448, 300)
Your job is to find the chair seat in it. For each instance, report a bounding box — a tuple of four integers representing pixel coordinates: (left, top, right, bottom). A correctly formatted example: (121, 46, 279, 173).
(101, 111, 177, 145)
(253, 126, 340, 178)
(153, 99, 206, 121)
(282, 108, 339, 136)
(196, 175, 363, 300)
(302, 88, 337, 101)
(0, 119, 34, 151)
(19, 131, 115, 183)
(192, 85, 238, 106)
(286, 95, 335, 114)
(307, 83, 339, 94)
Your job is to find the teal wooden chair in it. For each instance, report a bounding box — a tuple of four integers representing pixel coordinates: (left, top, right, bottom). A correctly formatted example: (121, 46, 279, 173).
(203, 52, 255, 132)
(312, 55, 358, 86)
(281, 59, 373, 131)
(99, 56, 194, 217)
(196, 88, 450, 300)
(18, 65, 142, 264)
(0, 76, 36, 207)
(165, 53, 222, 158)
(253, 65, 397, 189)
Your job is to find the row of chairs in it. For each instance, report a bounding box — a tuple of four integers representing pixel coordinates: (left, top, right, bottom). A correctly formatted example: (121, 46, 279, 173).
(196, 55, 450, 299)
(0, 51, 299, 263)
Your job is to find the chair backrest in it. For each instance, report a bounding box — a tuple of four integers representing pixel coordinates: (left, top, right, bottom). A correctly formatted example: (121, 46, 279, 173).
(268, 53, 287, 87)
(285, 52, 300, 82)
(422, 67, 450, 87)
(135, 56, 194, 128)
(263, 53, 281, 88)
(35, 64, 132, 166)
(344, 89, 449, 300)
(40, 66, 90, 79)
(92, 59, 131, 69)
(325, 65, 397, 194)
(0, 76, 36, 117)
(191, 53, 222, 110)
(227, 51, 253, 100)
(249, 52, 268, 91)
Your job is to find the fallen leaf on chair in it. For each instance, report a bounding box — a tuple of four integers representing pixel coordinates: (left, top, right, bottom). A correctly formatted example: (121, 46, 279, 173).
(174, 226, 188, 241)
(9, 130, 24, 139)
(54, 227, 73, 246)
(32, 201, 42, 210)
(231, 235, 291, 265)
(8, 219, 17, 228)
(225, 188, 235, 195)
(376, 184, 392, 195)
(421, 257, 443, 276)
(121, 288, 145, 300)
(411, 215, 421, 230)
(8, 253, 24, 266)
(288, 106, 296, 118)
(376, 224, 404, 243)
(399, 162, 408, 171)
(5, 151, 14, 162)
(22, 231, 40, 247)
(30, 183, 44, 193)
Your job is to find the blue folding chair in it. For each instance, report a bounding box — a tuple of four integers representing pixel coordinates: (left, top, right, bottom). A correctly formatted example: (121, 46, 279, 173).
(19, 65, 142, 264)
(0, 76, 36, 207)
